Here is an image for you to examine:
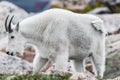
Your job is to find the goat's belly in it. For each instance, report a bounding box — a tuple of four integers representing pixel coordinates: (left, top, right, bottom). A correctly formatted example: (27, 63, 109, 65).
(69, 46, 91, 60)
(69, 52, 90, 60)
(38, 44, 58, 59)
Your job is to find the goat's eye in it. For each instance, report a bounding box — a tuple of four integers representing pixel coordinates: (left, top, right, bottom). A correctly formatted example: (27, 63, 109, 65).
(11, 36, 14, 39)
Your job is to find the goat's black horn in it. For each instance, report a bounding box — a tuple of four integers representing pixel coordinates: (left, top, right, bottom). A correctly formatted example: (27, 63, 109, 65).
(5, 15, 9, 32)
(8, 15, 14, 33)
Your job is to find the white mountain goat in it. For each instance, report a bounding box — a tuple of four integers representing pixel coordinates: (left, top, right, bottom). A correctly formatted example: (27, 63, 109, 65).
(5, 9, 106, 78)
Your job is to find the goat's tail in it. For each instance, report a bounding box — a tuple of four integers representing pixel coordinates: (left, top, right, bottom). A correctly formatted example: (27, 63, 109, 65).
(91, 19, 107, 34)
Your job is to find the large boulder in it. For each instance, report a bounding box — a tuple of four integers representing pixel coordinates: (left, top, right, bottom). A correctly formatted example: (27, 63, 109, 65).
(0, 1, 29, 33)
(0, 52, 32, 74)
(98, 14, 120, 33)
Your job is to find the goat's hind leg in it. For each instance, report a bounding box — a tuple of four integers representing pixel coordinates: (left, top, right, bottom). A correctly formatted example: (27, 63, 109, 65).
(92, 53, 105, 78)
(92, 41, 106, 78)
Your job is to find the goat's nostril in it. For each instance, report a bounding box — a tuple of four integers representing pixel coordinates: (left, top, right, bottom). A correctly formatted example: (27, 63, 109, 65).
(11, 52, 13, 56)
(6, 51, 9, 55)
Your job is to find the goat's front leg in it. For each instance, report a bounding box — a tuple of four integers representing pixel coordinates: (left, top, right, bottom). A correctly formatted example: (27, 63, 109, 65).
(33, 53, 48, 74)
(54, 50, 69, 71)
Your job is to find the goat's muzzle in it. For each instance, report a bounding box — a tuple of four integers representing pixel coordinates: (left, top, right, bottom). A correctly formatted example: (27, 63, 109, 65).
(6, 51, 13, 56)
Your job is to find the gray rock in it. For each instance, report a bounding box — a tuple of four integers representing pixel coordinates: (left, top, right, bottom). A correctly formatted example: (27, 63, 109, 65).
(98, 14, 120, 33)
(0, 1, 29, 33)
(0, 52, 32, 74)
(88, 7, 110, 14)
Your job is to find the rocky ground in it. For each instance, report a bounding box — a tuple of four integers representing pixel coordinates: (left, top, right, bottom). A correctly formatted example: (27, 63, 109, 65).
(0, 52, 32, 74)
(0, 1, 120, 80)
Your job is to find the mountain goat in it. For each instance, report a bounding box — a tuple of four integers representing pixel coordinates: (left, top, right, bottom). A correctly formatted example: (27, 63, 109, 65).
(5, 8, 106, 78)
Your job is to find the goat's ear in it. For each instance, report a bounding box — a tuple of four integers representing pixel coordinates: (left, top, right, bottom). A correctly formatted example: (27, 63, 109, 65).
(15, 22, 19, 31)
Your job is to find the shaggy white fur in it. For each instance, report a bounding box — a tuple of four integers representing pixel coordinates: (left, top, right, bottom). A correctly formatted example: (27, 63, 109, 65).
(6, 8, 106, 78)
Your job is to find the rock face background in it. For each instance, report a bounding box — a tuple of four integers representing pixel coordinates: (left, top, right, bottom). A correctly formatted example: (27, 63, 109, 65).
(0, 1, 119, 80)
(0, 1, 28, 34)
(98, 14, 120, 33)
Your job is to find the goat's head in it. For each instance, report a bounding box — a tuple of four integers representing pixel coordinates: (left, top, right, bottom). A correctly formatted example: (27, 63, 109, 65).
(5, 15, 26, 56)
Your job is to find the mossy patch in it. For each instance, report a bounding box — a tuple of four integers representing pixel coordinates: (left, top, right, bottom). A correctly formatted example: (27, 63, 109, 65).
(0, 73, 71, 80)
